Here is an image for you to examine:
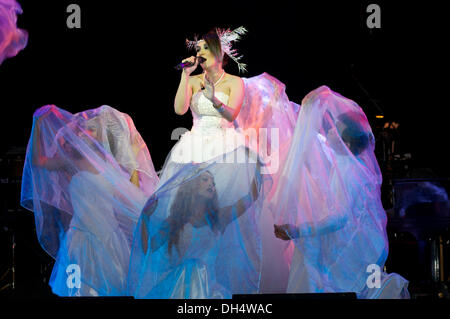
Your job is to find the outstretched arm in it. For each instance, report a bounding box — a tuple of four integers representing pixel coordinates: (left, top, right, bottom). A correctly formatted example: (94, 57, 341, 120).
(140, 195, 159, 254)
(140, 196, 172, 255)
(215, 163, 261, 233)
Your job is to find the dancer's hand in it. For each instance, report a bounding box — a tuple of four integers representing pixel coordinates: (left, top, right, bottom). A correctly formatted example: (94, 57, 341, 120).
(274, 224, 298, 240)
(202, 74, 215, 102)
(181, 56, 199, 76)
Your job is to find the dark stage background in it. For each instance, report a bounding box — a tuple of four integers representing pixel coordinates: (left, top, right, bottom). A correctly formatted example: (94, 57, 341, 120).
(0, 0, 448, 298)
(1, 0, 448, 175)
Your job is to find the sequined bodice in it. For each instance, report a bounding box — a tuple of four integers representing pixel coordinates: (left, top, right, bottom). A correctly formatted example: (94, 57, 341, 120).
(190, 91, 233, 132)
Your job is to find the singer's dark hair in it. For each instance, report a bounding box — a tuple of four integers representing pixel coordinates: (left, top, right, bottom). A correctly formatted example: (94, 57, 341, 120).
(202, 29, 229, 67)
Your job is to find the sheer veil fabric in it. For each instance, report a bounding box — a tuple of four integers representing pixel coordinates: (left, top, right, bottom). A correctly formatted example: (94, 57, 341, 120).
(269, 85, 409, 298)
(21, 74, 409, 298)
(21, 104, 158, 295)
(0, 0, 28, 65)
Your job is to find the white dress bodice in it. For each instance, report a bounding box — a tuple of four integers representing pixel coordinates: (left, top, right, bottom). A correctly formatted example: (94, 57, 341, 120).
(190, 91, 233, 133)
(169, 91, 247, 164)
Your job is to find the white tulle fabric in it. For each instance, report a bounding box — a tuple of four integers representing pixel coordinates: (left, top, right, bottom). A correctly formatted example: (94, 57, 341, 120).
(21, 73, 410, 299)
(127, 87, 270, 298)
(269, 85, 409, 298)
(74, 105, 159, 196)
(21, 105, 159, 296)
(237, 73, 300, 293)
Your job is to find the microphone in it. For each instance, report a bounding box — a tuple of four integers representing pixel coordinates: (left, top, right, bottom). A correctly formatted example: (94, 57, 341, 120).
(174, 57, 206, 70)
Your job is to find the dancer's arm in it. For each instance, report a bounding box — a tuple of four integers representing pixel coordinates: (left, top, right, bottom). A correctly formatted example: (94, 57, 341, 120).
(215, 164, 261, 233)
(274, 215, 349, 240)
(140, 196, 171, 254)
(141, 195, 158, 253)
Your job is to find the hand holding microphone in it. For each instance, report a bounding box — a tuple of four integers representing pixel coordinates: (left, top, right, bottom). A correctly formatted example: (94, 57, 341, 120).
(175, 56, 206, 75)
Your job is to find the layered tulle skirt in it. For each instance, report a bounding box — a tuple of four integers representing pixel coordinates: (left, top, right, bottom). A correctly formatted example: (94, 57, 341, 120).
(127, 138, 272, 298)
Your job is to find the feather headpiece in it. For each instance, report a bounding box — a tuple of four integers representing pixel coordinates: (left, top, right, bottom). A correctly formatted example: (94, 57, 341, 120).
(185, 26, 248, 73)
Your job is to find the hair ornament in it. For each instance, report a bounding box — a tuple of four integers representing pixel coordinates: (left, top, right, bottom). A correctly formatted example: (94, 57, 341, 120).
(185, 26, 248, 73)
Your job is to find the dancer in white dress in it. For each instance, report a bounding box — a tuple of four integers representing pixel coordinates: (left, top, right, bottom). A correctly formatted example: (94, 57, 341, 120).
(273, 86, 410, 298)
(21, 104, 158, 296)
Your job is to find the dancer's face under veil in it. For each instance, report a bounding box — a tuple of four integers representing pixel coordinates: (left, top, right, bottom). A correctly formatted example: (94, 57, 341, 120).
(197, 171, 216, 200)
(57, 135, 84, 161)
(168, 170, 219, 228)
(84, 118, 102, 142)
(324, 112, 371, 157)
(86, 123, 99, 140)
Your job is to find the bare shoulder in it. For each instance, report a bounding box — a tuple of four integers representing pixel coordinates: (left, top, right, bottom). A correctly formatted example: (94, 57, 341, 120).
(226, 74, 244, 89)
(227, 74, 243, 84)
